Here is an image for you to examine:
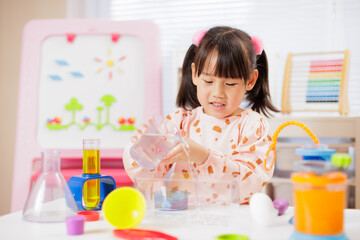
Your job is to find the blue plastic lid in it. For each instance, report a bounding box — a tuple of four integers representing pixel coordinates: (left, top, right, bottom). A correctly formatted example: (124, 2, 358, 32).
(295, 144, 336, 161)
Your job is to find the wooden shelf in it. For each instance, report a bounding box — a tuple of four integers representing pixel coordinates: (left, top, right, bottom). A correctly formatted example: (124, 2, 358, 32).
(268, 115, 360, 208)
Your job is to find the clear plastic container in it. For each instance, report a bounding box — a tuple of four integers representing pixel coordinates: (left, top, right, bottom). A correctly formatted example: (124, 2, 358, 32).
(134, 175, 240, 226)
(293, 160, 336, 175)
(23, 151, 78, 222)
(130, 116, 182, 170)
(134, 173, 197, 212)
(194, 178, 240, 226)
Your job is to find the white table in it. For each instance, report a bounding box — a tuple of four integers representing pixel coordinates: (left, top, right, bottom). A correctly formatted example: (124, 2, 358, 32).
(1, 206, 360, 240)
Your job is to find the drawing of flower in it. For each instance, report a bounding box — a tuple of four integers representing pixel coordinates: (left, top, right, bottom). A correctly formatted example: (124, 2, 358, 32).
(118, 117, 126, 125)
(127, 117, 135, 125)
(47, 117, 62, 125)
(83, 116, 90, 123)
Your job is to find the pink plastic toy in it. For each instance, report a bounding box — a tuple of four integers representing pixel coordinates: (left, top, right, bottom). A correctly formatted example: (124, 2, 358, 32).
(66, 215, 85, 235)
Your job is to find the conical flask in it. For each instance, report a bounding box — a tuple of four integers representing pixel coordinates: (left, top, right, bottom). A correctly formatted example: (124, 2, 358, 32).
(23, 151, 78, 222)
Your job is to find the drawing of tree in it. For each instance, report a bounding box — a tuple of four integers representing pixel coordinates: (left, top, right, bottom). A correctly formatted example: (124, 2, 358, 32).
(101, 95, 116, 124)
(96, 106, 103, 130)
(47, 94, 134, 132)
(65, 98, 83, 124)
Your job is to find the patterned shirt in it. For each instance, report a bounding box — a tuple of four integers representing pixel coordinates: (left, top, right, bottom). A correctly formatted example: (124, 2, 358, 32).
(123, 106, 274, 204)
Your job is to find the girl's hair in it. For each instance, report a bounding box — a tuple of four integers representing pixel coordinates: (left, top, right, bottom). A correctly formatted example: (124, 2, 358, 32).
(176, 26, 279, 117)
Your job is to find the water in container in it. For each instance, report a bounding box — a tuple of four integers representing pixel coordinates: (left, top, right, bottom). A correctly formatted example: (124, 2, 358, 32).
(130, 116, 182, 170)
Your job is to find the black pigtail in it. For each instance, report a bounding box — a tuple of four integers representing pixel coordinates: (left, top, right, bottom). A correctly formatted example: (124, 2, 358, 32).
(176, 45, 200, 109)
(246, 50, 279, 117)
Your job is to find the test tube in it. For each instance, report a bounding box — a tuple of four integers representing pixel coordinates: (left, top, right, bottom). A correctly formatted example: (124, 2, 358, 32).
(83, 139, 100, 209)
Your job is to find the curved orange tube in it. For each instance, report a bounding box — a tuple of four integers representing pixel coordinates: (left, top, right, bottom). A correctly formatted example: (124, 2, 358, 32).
(264, 121, 319, 171)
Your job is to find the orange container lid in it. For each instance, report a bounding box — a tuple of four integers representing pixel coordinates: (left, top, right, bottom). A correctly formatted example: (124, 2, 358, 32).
(291, 171, 347, 186)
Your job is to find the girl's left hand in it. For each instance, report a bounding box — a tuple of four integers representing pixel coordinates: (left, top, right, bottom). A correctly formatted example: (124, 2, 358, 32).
(162, 137, 210, 166)
(162, 141, 190, 165)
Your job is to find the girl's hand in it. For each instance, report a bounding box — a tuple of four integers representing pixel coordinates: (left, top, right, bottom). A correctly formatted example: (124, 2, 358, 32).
(162, 141, 190, 165)
(162, 137, 210, 166)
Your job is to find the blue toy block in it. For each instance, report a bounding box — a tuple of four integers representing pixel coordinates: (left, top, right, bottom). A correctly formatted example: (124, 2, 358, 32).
(68, 174, 116, 211)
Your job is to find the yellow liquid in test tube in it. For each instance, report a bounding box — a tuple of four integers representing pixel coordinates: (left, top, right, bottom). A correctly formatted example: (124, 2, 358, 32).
(83, 149, 100, 208)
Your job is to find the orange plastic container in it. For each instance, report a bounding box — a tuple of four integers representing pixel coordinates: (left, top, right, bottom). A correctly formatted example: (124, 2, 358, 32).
(291, 171, 347, 235)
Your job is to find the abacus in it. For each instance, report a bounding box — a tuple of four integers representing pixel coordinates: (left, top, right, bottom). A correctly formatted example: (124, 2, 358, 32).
(281, 50, 350, 115)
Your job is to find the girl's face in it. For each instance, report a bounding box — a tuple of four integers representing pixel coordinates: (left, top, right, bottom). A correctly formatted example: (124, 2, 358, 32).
(191, 53, 258, 118)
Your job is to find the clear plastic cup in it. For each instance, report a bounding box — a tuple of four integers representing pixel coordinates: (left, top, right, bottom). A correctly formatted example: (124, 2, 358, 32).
(130, 116, 182, 170)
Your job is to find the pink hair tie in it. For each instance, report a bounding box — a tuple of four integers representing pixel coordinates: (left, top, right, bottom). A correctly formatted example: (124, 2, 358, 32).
(192, 30, 207, 47)
(251, 36, 263, 55)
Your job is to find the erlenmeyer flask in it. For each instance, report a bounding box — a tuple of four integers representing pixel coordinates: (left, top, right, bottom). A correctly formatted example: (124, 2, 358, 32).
(23, 151, 78, 222)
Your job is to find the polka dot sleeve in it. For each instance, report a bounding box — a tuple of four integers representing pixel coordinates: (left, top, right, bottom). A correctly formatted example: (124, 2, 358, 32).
(164, 108, 189, 135)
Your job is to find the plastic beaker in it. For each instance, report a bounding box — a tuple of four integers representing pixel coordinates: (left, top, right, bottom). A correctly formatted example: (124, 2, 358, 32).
(23, 151, 78, 222)
(134, 174, 197, 212)
(130, 116, 182, 170)
(291, 170, 347, 236)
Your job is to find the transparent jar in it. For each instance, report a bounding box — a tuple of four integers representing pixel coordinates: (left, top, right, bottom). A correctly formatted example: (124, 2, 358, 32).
(23, 151, 77, 222)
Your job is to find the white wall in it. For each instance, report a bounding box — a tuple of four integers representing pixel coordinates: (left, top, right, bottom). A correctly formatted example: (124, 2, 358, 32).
(0, 0, 66, 216)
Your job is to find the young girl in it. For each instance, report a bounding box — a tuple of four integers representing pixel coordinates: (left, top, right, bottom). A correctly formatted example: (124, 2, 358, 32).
(123, 26, 278, 204)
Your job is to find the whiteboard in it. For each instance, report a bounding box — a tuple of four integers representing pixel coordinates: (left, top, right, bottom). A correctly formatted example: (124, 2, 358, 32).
(37, 35, 144, 148)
